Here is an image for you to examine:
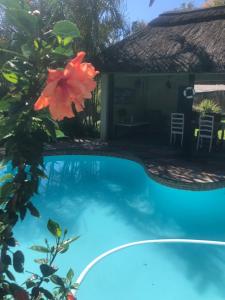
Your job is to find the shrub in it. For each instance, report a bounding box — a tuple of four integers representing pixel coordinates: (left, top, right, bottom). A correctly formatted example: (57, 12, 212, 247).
(194, 99, 222, 114)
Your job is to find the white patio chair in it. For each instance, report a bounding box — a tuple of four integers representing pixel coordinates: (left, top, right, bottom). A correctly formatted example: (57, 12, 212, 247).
(196, 114, 214, 152)
(170, 113, 184, 146)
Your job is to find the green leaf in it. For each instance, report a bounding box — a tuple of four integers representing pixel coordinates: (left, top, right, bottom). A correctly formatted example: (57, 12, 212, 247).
(21, 43, 32, 58)
(50, 275, 65, 287)
(57, 236, 79, 253)
(0, 99, 12, 111)
(40, 264, 57, 277)
(30, 245, 50, 253)
(5, 269, 15, 281)
(56, 129, 65, 138)
(39, 287, 54, 299)
(53, 20, 80, 38)
(27, 202, 40, 217)
(63, 36, 73, 46)
(2, 71, 18, 84)
(41, 40, 48, 48)
(2, 254, 12, 266)
(2, 133, 13, 141)
(71, 283, 79, 290)
(0, 173, 14, 182)
(56, 35, 62, 45)
(0, 0, 21, 9)
(34, 258, 48, 264)
(34, 39, 39, 49)
(0, 223, 8, 234)
(0, 0, 30, 10)
(47, 219, 62, 238)
(13, 250, 24, 273)
(52, 46, 73, 57)
(0, 47, 25, 58)
(31, 286, 40, 298)
(0, 182, 15, 199)
(66, 268, 74, 282)
(0, 162, 5, 170)
(19, 207, 27, 221)
(6, 237, 16, 247)
(57, 243, 69, 254)
(5, 8, 38, 37)
(41, 117, 57, 140)
(36, 168, 48, 179)
(0, 95, 21, 110)
(62, 236, 79, 246)
(26, 280, 36, 289)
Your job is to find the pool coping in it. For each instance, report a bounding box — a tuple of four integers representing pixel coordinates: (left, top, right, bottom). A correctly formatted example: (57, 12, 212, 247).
(44, 148, 225, 191)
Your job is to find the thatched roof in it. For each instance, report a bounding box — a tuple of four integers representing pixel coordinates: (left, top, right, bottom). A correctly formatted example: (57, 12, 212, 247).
(94, 6, 225, 73)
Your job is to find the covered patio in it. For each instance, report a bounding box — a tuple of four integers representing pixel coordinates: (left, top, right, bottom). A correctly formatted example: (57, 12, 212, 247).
(95, 5, 225, 149)
(41, 5, 225, 190)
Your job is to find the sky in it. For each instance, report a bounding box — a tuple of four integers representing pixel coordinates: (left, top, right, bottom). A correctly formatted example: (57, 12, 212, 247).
(126, 0, 204, 23)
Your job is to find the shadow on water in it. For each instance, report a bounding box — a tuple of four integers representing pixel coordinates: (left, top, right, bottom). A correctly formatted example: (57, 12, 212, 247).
(13, 155, 225, 298)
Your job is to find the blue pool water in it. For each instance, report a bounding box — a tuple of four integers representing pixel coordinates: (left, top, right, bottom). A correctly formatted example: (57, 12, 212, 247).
(10, 155, 225, 299)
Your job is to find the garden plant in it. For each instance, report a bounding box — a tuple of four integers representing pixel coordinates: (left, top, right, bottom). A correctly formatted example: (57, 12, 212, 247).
(0, 0, 98, 299)
(194, 98, 222, 115)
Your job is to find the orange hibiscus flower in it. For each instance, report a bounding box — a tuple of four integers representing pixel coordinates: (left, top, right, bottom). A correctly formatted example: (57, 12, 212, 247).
(34, 52, 99, 121)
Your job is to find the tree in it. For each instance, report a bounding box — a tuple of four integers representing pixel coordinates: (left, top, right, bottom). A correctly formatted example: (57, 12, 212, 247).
(27, 0, 128, 57)
(149, 0, 197, 10)
(0, 0, 128, 56)
(178, 1, 195, 10)
(131, 20, 147, 34)
(203, 0, 225, 7)
(150, 0, 195, 11)
(19, 0, 128, 138)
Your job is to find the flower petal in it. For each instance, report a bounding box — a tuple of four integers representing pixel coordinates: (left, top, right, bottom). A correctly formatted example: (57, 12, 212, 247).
(34, 51, 99, 120)
(34, 95, 49, 110)
(70, 51, 86, 65)
(48, 86, 74, 121)
(47, 69, 64, 83)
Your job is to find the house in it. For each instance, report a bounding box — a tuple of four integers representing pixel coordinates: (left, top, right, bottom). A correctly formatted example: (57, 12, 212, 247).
(95, 5, 225, 141)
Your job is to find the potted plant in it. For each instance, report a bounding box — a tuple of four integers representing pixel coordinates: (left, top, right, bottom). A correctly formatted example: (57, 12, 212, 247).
(193, 99, 222, 122)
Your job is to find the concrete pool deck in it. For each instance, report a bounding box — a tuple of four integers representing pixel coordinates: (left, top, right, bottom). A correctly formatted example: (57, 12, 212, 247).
(44, 138, 225, 190)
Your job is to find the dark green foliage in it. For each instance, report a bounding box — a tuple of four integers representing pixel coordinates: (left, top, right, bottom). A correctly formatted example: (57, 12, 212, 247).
(59, 82, 101, 139)
(0, 1, 80, 298)
(28, 0, 127, 137)
(47, 219, 62, 238)
(26, 221, 78, 299)
(13, 250, 24, 273)
(40, 264, 57, 277)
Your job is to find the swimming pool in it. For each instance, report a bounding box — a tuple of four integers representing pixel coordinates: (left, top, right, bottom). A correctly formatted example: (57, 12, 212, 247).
(13, 155, 225, 300)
